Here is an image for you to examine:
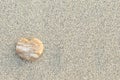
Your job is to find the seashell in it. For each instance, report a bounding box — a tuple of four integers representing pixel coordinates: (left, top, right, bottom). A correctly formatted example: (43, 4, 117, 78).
(16, 38, 44, 61)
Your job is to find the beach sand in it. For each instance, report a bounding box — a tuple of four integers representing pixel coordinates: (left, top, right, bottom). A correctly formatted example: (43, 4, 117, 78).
(0, 0, 120, 80)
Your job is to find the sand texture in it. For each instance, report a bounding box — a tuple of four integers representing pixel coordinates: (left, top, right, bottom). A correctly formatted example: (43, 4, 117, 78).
(0, 0, 120, 80)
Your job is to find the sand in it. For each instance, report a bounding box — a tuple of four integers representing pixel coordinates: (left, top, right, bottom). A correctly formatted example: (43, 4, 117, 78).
(0, 0, 120, 80)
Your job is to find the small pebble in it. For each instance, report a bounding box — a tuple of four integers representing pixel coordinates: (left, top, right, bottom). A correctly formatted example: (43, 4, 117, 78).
(16, 38, 44, 61)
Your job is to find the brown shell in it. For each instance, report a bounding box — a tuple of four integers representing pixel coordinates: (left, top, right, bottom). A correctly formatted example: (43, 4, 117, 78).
(16, 38, 44, 61)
